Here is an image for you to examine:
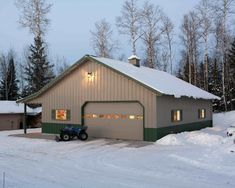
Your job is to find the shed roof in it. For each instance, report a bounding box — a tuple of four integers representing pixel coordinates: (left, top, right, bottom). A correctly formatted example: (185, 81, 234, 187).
(17, 54, 220, 103)
(0, 101, 41, 115)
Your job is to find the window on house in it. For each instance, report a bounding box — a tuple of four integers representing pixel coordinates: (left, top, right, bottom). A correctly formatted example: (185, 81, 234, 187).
(171, 110, 182, 122)
(198, 109, 206, 119)
(52, 109, 70, 121)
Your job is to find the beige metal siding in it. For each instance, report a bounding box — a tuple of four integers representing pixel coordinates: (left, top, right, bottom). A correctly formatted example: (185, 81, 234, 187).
(84, 102, 143, 140)
(156, 95, 212, 128)
(29, 60, 158, 129)
(0, 114, 22, 131)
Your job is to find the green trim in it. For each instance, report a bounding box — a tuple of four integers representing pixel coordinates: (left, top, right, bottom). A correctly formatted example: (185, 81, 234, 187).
(157, 120, 212, 140)
(81, 100, 146, 140)
(42, 120, 212, 141)
(144, 120, 213, 141)
(144, 128, 158, 142)
(16, 55, 162, 104)
(42, 123, 82, 134)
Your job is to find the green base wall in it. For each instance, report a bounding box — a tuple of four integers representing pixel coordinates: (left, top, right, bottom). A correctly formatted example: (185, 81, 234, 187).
(144, 128, 158, 142)
(42, 123, 81, 134)
(144, 120, 212, 142)
(42, 120, 212, 142)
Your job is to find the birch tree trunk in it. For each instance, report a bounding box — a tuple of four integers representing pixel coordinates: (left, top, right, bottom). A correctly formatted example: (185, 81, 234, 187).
(116, 0, 141, 55)
(196, 0, 213, 91)
(91, 19, 118, 58)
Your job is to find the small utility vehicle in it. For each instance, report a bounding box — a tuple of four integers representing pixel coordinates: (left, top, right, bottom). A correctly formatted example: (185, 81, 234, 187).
(56, 126, 88, 141)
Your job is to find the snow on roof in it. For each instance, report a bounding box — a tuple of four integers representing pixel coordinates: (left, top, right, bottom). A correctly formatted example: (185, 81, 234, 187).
(92, 56, 220, 100)
(128, 55, 140, 60)
(0, 101, 41, 115)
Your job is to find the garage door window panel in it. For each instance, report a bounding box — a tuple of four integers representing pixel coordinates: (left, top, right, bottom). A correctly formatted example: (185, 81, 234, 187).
(83, 113, 143, 121)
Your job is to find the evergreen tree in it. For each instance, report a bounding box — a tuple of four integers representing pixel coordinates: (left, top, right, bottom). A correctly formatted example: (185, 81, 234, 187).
(0, 52, 19, 100)
(23, 36, 54, 96)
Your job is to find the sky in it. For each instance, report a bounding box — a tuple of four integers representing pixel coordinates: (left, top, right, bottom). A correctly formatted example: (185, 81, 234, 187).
(0, 0, 200, 66)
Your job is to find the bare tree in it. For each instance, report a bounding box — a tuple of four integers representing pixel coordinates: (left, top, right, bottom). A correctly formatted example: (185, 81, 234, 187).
(181, 14, 192, 84)
(161, 50, 169, 72)
(162, 15, 174, 73)
(91, 19, 117, 58)
(54, 56, 70, 75)
(210, 0, 235, 111)
(17, 47, 32, 97)
(116, 0, 141, 55)
(16, 0, 52, 38)
(196, 0, 213, 91)
(180, 11, 200, 85)
(140, 1, 165, 69)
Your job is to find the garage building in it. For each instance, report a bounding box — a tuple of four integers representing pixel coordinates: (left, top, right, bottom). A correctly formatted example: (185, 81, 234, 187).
(0, 101, 41, 131)
(17, 55, 219, 141)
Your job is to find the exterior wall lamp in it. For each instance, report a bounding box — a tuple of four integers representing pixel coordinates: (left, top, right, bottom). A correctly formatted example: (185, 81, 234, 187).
(87, 72, 94, 81)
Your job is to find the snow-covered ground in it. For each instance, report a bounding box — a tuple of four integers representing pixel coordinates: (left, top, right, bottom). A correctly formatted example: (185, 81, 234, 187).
(0, 111, 235, 188)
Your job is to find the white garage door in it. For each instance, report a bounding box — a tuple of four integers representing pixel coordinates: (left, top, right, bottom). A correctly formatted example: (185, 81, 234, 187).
(83, 102, 144, 140)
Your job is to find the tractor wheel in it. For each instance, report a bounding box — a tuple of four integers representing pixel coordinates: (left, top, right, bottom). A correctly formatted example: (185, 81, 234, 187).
(79, 132, 88, 141)
(60, 133, 70, 141)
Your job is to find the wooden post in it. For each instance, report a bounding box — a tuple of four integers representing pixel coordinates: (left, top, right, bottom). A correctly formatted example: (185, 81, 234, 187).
(23, 103, 27, 134)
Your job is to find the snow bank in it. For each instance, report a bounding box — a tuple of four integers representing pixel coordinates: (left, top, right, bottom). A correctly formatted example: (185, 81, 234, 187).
(185, 132, 223, 146)
(157, 110, 235, 146)
(157, 132, 223, 146)
(156, 134, 183, 145)
(213, 111, 235, 129)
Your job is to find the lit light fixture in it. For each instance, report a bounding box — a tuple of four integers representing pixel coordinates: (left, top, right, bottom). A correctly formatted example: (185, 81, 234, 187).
(87, 72, 94, 81)
(87, 72, 92, 77)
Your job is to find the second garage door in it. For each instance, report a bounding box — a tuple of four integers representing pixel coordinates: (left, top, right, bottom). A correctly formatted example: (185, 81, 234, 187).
(83, 102, 144, 140)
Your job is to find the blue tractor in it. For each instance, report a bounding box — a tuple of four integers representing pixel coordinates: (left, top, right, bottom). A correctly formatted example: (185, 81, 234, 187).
(57, 125, 88, 141)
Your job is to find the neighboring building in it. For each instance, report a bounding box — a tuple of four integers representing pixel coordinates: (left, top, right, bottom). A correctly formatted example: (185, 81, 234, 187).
(0, 101, 41, 131)
(17, 55, 220, 141)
